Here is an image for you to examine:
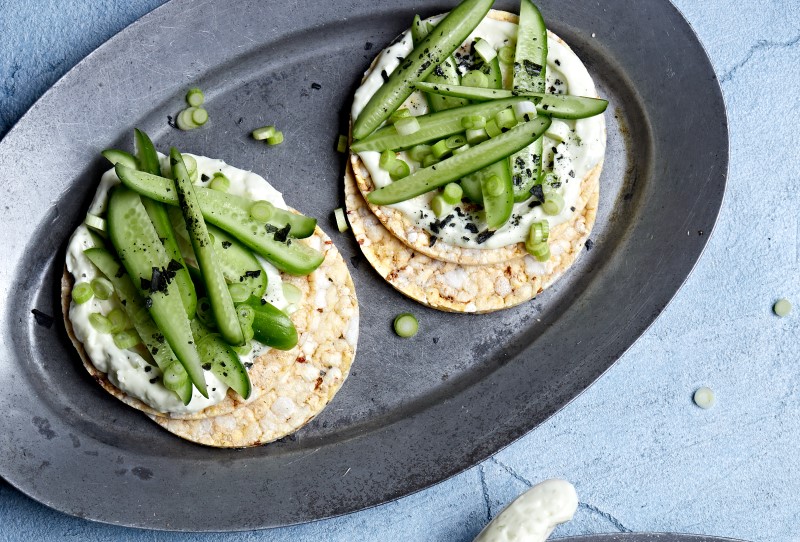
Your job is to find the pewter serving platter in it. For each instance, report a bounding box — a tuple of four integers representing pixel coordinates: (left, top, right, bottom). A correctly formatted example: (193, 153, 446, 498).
(0, 0, 727, 531)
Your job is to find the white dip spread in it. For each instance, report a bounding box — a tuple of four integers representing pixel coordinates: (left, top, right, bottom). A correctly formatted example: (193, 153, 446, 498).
(473, 479, 578, 542)
(352, 12, 605, 249)
(65, 155, 290, 415)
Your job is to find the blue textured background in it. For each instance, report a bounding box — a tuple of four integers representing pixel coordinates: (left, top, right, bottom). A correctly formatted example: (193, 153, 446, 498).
(1, 1, 799, 540)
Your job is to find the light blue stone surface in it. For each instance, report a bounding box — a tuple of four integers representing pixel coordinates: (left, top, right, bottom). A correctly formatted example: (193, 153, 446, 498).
(1, 1, 799, 540)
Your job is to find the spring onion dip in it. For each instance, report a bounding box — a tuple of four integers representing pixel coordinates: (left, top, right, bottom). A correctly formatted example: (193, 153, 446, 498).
(352, 13, 605, 250)
(66, 155, 291, 414)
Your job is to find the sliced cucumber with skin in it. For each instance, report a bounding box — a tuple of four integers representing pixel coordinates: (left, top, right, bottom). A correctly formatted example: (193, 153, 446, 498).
(116, 164, 324, 275)
(195, 333, 251, 400)
(511, 0, 547, 203)
(171, 148, 244, 346)
(460, 174, 484, 205)
(207, 224, 267, 299)
(101, 149, 138, 169)
(107, 186, 208, 398)
(114, 166, 317, 238)
(134, 128, 161, 176)
(141, 198, 197, 318)
(84, 247, 193, 404)
(241, 296, 298, 351)
(411, 16, 468, 112)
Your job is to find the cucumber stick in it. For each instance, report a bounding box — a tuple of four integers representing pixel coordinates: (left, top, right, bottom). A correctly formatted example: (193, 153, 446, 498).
(141, 199, 197, 318)
(116, 164, 323, 276)
(84, 247, 193, 404)
(107, 186, 208, 398)
(170, 148, 244, 346)
(195, 333, 251, 400)
(134, 128, 161, 177)
(480, 159, 514, 230)
(352, 0, 493, 139)
(101, 149, 138, 169)
(242, 297, 298, 350)
(511, 0, 548, 202)
(208, 224, 267, 299)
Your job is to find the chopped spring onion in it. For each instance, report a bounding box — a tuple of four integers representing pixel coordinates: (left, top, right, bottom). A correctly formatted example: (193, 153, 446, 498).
(484, 175, 504, 197)
(773, 298, 792, 317)
(228, 283, 251, 304)
(528, 220, 550, 245)
(485, 119, 502, 138)
(452, 143, 471, 155)
(282, 283, 302, 305)
(183, 154, 197, 175)
(73, 283, 94, 304)
(336, 135, 348, 153)
(113, 329, 141, 350)
(89, 313, 114, 333)
(266, 131, 284, 145)
(494, 108, 517, 130)
(422, 154, 440, 168)
(395, 116, 421, 136)
(513, 101, 538, 122)
(163, 362, 189, 391)
(85, 213, 107, 236)
(693, 386, 715, 409)
(186, 88, 205, 107)
(526, 240, 550, 262)
(177, 107, 199, 130)
(107, 308, 130, 333)
(191, 108, 209, 126)
(209, 172, 230, 192)
(431, 194, 453, 218)
(542, 192, 565, 215)
(237, 304, 255, 326)
(408, 144, 432, 162)
(431, 139, 452, 159)
(196, 297, 215, 327)
(380, 150, 397, 170)
(545, 119, 571, 143)
(473, 38, 497, 62)
(393, 313, 419, 338)
(250, 200, 274, 222)
(252, 125, 277, 140)
(90, 277, 114, 300)
(445, 134, 467, 149)
(390, 159, 411, 180)
(498, 45, 515, 64)
(465, 128, 489, 145)
(462, 70, 489, 88)
(442, 183, 463, 204)
(389, 108, 412, 124)
(461, 114, 486, 130)
(232, 343, 252, 356)
(334, 207, 349, 232)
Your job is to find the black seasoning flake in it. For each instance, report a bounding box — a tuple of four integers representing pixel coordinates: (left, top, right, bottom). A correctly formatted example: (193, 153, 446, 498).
(530, 184, 545, 202)
(585, 239, 594, 251)
(429, 235, 438, 247)
(31, 309, 54, 329)
(201, 173, 210, 182)
(568, 170, 575, 178)
(433, 65, 445, 77)
(273, 223, 292, 243)
(465, 223, 479, 234)
(380, 70, 390, 83)
(555, 59, 561, 66)
(440, 214, 454, 228)
(167, 259, 183, 272)
(202, 363, 212, 371)
(528, 200, 542, 209)
(265, 223, 279, 234)
(140, 277, 152, 290)
(364, 41, 373, 50)
(221, 240, 232, 249)
(244, 362, 254, 370)
(121, 299, 127, 306)
(260, 298, 267, 305)
(153, 333, 164, 343)
(149, 378, 158, 384)
(515, 156, 525, 168)
(144, 366, 152, 373)
(454, 207, 465, 217)
(150, 347, 159, 355)
(115, 268, 125, 278)
(144, 297, 153, 309)
(570, 206, 576, 212)
(476, 230, 495, 244)
(462, 236, 470, 241)
(311, 82, 321, 90)
(349, 255, 361, 269)
(523, 59, 542, 77)
(244, 270, 262, 279)
(429, 221, 440, 234)
(551, 182, 562, 189)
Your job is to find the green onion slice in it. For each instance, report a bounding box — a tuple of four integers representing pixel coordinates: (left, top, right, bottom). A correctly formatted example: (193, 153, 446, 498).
(465, 128, 489, 145)
(186, 88, 205, 107)
(408, 144, 432, 162)
(252, 125, 276, 140)
(395, 116, 421, 136)
(461, 70, 489, 88)
(250, 200, 274, 222)
(495, 108, 517, 130)
(73, 282, 94, 304)
(442, 183, 463, 205)
(91, 277, 114, 300)
(473, 38, 497, 63)
(393, 313, 419, 338)
(431, 139, 452, 159)
(113, 329, 141, 350)
(191, 108, 209, 126)
(390, 160, 411, 181)
(336, 135, 348, 153)
(498, 45, 515, 64)
(209, 172, 230, 192)
(89, 313, 114, 333)
(389, 108, 412, 124)
(163, 362, 189, 391)
(266, 131, 284, 145)
(334, 207, 349, 232)
(228, 283, 251, 304)
(542, 192, 565, 215)
(461, 114, 486, 130)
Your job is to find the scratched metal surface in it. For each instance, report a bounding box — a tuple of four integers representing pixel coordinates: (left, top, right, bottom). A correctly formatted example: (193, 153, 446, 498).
(0, 0, 727, 532)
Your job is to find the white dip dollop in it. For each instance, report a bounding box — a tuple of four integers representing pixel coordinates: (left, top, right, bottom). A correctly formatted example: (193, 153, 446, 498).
(65, 155, 290, 414)
(352, 13, 606, 249)
(473, 479, 578, 542)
